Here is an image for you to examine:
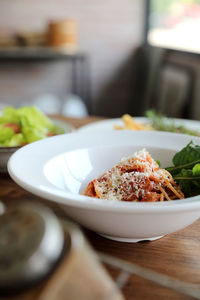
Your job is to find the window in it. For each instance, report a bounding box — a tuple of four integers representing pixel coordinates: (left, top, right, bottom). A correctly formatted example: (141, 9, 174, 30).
(146, 0, 200, 54)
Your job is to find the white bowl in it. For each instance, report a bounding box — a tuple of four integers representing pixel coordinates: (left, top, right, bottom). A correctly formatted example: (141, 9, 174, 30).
(8, 131, 200, 242)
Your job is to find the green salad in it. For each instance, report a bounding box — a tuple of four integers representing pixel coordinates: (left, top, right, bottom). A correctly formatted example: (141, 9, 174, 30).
(166, 141, 200, 198)
(0, 106, 64, 147)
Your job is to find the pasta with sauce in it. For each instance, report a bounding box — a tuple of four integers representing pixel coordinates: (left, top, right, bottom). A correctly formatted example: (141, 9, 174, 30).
(82, 149, 184, 202)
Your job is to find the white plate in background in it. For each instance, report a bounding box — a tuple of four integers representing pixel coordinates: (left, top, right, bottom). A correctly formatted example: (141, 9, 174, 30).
(78, 117, 200, 133)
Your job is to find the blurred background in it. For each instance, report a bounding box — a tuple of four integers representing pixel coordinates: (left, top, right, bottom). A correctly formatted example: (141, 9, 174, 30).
(0, 0, 199, 119)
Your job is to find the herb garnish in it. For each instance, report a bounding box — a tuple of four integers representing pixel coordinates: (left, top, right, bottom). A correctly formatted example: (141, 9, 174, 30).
(145, 110, 200, 136)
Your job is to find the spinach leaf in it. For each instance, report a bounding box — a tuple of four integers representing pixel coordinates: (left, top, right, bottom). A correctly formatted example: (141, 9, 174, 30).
(166, 160, 200, 176)
(155, 159, 160, 167)
(166, 141, 200, 198)
(173, 141, 200, 166)
(173, 167, 200, 197)
(193, 163, 200, 176)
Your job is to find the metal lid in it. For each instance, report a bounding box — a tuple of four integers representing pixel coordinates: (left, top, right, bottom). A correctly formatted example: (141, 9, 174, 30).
(0, 204, 65, 292)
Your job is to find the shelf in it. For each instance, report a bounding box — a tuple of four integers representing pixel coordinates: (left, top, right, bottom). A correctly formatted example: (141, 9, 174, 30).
(0, 47, 91, 113)
(0, 47, 85, 61)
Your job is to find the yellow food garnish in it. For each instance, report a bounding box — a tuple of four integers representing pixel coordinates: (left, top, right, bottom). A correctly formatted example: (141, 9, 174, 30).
(114, 114, 153, 131)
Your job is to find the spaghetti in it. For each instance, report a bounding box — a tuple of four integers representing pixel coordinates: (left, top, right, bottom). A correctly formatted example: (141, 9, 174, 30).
(83, 149, 184, 202)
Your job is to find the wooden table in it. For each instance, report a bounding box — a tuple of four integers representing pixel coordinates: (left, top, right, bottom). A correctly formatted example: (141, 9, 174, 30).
(1, 116, 200, 300)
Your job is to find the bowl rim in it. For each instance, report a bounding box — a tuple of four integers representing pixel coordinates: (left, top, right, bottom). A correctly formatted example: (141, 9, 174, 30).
(7, 130, 200, 213)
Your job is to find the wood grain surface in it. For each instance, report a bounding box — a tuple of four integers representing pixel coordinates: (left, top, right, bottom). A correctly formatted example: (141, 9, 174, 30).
(1, 116, 200, 300)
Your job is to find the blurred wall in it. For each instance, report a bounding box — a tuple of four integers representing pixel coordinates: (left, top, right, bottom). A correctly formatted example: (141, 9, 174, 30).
(0, 0, 145, 116)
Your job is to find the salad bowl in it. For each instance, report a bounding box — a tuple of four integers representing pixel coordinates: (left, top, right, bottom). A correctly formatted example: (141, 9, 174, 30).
(0, 146, 20, 173)
(8, 130, 200, 242)
(0, 106, 74, 172)
(0, 116, 74, 173)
